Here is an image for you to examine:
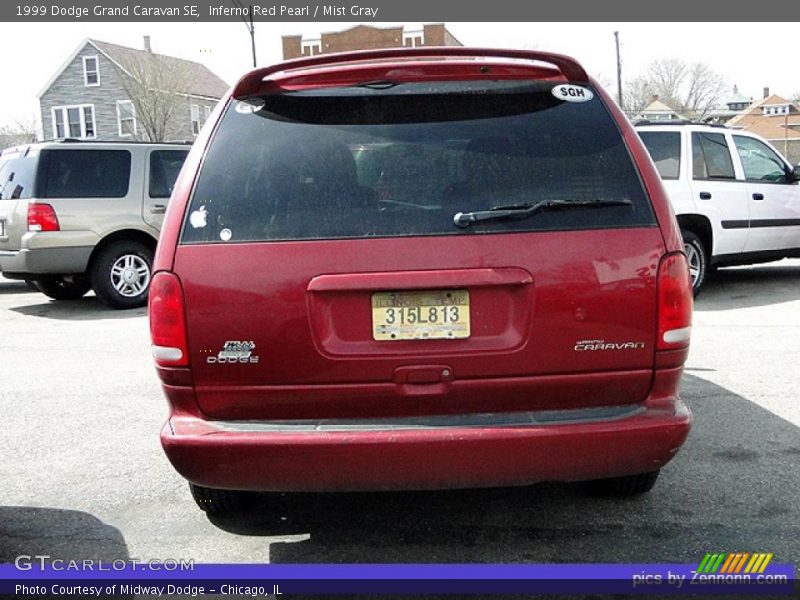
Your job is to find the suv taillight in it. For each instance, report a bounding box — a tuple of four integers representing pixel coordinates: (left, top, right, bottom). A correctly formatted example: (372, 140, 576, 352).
(27, 203, 59, 232)
(149, 272, 189, 367)
(657, 252, 693, 350)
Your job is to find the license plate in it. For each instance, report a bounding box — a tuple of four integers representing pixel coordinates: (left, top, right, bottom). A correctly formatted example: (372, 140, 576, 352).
(372, 289, 470, 341)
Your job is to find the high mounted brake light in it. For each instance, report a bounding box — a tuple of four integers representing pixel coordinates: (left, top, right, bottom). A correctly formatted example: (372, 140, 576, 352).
(232, 47, 589, 99)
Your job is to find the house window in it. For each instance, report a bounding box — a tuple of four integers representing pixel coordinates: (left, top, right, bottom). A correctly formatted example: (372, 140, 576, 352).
(204, 105, 211, 122)
(301, 39, 321, 56)
(190, 104, 200, 135)
(403, 30, 425, 47)
(83, 56, 99, 86)
(116, 100, 136, 137)
(51, 104, 96, 139)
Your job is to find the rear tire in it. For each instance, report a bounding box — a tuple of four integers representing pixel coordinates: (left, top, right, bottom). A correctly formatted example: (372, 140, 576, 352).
(588, 470, 660, 496)
(90, 240, 154, 309)
(32, 278, 91, 300)
(189, 483, 249, 514)
(681, 229, 707, 296)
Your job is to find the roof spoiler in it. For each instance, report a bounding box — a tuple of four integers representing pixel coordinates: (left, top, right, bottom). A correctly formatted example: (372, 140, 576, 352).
(232, 47, 589, 99)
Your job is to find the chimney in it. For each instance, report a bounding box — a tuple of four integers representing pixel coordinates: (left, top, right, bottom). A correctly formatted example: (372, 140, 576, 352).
(143, 35, 151, 52)
(651, 94, 659, 103)
(763, 86, 770, 99)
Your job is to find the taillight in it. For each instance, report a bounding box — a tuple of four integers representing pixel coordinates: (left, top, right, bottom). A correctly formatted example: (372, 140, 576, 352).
(149, 272, 189, 367)
(657, 252, 693, 350)
(27, 203, 60, 231)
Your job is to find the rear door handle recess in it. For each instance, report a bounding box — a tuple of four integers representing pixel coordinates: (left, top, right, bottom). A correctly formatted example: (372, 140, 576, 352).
(150, 205, 167, 214)
(699, 192, 712, 200)
(752, 193, 765, 201)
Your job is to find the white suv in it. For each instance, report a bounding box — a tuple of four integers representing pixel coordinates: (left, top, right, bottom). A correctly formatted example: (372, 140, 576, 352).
(636, 122, 800, 293)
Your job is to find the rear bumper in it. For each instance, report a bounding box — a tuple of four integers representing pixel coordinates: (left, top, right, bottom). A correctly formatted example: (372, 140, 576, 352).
(0, 246, 93, 276)
(161, 396, 691, 492)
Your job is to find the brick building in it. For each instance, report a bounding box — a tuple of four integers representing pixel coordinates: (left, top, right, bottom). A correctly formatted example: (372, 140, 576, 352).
(282, 24, 462, 60)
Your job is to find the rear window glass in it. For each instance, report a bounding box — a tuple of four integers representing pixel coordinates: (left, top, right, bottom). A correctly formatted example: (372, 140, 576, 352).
(36, 149, 131, 198)
(692, 132, 735, 180)
(181, 82, 655, 244)
(149, 149, 189, 198)
(0, 150, 38, 200)
(638, 131, 681, 179)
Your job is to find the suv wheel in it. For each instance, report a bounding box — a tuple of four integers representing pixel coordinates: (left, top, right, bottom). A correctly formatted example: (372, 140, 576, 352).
(189, 483, 249, 514)
(681, 229, 707, 295)
(31, 278, 91, 300)
(91, 241, 153, 309)
(588, 470, 660, 496)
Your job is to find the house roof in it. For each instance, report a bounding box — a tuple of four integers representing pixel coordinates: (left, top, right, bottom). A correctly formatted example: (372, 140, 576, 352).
(92, 39, 229, 99)
(725, 85, 750, 106)
(728, 94, 793, 121)
(726, 94, 800, 141)
(640, 99, 681, 114)
(39, 38, 229, 100)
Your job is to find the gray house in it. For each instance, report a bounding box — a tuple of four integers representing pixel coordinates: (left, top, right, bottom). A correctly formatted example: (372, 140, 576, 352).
(39, 37, 229, 142)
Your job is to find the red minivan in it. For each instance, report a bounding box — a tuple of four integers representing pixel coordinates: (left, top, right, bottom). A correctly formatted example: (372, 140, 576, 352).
(149, 48, 693, 513)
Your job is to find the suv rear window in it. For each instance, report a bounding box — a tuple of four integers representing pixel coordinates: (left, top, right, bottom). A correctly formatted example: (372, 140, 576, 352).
(36, 149, 131, 198)
(0, 150, 37, 200)
(181, 82, 655, 244)
(638, 131, 681, 179)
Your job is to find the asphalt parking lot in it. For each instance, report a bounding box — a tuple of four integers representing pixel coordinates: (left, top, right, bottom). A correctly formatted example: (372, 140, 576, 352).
(1, 261, 799, 595)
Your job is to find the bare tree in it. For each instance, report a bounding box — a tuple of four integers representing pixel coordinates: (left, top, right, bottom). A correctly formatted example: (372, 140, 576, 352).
(0, 117, 38, 149)
(623, 75, 659, 115)
(624, 58, 727, 120)
(114, 52, 194, 142)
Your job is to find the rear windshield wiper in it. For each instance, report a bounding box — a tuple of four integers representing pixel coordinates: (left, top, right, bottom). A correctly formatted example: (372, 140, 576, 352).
(453, 198, 633, 228)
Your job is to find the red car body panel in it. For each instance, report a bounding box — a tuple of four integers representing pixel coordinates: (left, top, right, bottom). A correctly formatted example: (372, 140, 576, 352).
(152, 48, 692, 493)
(173, 228, 663, 420)
(162, 368, 689, 492)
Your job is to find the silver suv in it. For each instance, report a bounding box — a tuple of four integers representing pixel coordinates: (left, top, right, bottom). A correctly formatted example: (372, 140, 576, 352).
(0, 141, 189, 308)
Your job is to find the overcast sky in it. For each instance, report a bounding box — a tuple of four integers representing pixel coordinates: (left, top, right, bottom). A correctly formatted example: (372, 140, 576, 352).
(1, 21, 797, 129)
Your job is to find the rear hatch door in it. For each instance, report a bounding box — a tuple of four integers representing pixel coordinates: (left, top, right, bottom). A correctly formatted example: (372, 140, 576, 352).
(176, 79, 664, 420)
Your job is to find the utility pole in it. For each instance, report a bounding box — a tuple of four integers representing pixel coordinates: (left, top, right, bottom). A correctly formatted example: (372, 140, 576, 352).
(614, 31, 623, 110)
(785, 110, 789, 158)
(249, 7, 256, 68)
(231, 0, 257, 68)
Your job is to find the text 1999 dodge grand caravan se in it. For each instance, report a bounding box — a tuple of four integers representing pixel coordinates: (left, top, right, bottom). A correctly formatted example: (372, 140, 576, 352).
(149, 48, 693, 514)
